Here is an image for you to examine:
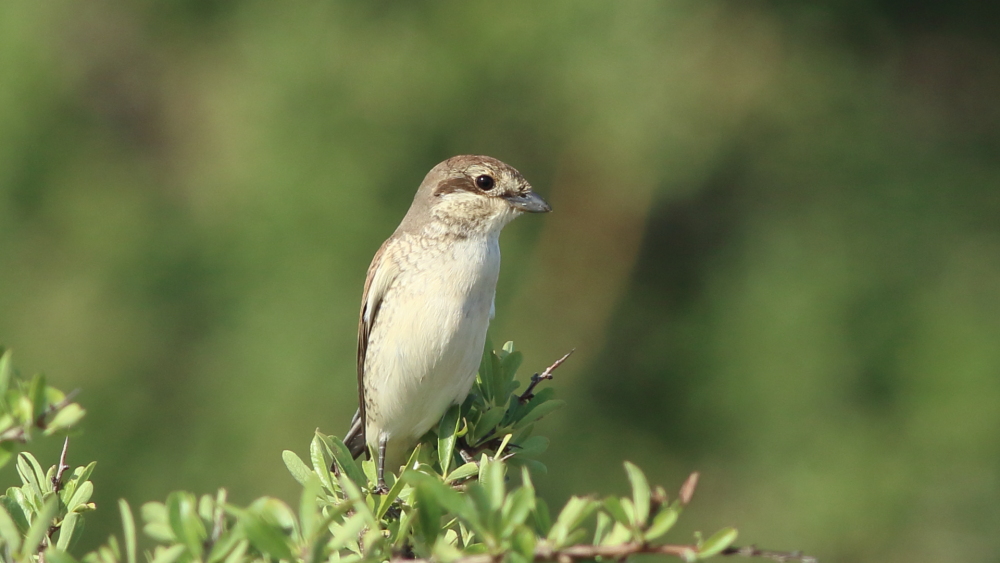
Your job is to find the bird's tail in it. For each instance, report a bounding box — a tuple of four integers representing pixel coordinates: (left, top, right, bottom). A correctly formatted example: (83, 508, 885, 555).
(343, 409, 367, 459)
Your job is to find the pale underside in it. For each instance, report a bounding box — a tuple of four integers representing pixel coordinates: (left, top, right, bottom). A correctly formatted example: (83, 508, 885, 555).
(362, 232, 501, 468)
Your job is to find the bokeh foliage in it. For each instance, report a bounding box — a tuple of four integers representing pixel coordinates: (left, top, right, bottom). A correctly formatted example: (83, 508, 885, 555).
(2, 2, 999, 563)
(0, 344, 745, 563)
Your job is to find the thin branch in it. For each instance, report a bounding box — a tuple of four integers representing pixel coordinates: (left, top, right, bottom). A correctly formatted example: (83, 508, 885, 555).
(518, 349, 574, 403)
(558, 542, 697, 559)
(389, 540, 818, 563)
(390, 540, 699, 563)
(722, 545, 818, 563)
(52, 437, 70, 491)
(43, 438, 72, 551)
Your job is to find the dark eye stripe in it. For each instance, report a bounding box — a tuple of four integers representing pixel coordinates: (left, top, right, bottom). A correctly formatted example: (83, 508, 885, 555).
(433, 177, 477, 196)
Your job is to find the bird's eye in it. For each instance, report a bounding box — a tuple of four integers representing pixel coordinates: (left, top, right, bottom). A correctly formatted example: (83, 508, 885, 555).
(475, 175, 495, 190)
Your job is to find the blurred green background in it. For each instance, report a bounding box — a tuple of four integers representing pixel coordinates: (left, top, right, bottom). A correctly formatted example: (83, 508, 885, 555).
(2, 1, 999, 561)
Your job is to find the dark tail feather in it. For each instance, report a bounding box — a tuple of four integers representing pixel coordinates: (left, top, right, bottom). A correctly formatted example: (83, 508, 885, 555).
(344, 409, 367, 459)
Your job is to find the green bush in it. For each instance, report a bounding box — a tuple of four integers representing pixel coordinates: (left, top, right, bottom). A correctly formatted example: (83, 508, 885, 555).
(0, 343, 810, 563)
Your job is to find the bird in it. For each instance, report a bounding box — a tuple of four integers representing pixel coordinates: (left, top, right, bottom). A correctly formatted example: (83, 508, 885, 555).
(340, 155, 550, 492)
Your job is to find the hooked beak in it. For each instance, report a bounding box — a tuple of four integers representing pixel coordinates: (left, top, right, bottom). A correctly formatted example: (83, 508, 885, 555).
(504, 191, 551, 213)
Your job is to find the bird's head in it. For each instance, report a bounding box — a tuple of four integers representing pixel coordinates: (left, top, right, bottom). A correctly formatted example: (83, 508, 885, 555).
(400, 155, 551, 238)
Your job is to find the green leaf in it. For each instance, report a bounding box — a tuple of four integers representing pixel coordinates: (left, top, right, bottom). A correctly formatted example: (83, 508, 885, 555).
(476, 340, 495, 403)
(698, 527, 738, 559)
(240, 513, 294, 561)
(501, 486, 535, 535)
(17, 453, 46, 501)
(336, 473, 377, 528)
(413, 483, 443, 544)
(500, 346, 523, 384)
(329, 512, 367, 551)
(489, 352, 506, 408)
(167, 491, 207, 558)
(402, 472, 474, 523)
(198, 494, 213, 523)
(248, 497, 297, 530)
(221, 540, 248, 563)
(336, 471, 365, 502)
(499, 341, 513, 359)
(361, 458, 377, 485)
(513, 436, 549, 458)
(303, 504, 352, 557)
(593, 511, 611, 545)
(282, 450, 313, 487)
(547, 496, 598, 548)
(603, 496, 631, 527)
(523, 386, 556, 407)
(473, 407, 506, 444)
(406, 471, 485, 542)
(119, 500, 137, 563)
(29, 374, 47, 425)
(141, 502, 174, 542)
(66, 481, 93, 513)
(55, 512, 78, 551)
(376, 445, 420, 520)
(298, 475, 321, 540)
(509, 457, 548, 475)
(512, 400, 565, 429)
(71, 463, 97, 493)
(44, 404, 85, 435)
(392, 507, 415, 550)
(320, 432, 367, 490)
(437, 405, 461, 475)
(533, 497, 551, 536)
(44, 549, 78, 563)
(2, 489, 30, 533)
(0, 350, 12, 414)
(102, 538, 122, 563)
(645, 506, 679, 541)
(444, 462, 478, 484)
(511, 525, 536, 561)
(465, 482, 495, 537)
(149, 544, 186, 563)
(0, 504, 21, 553)
(0, 445, 15, 470)
(494, 433, 514, 458)
(207, 528, 245, 563)
(624, 462, 650, 526)
(21, 494, 58, 559)
(309, 434, 336, 493)
(431, 532, 463, 562)
(601, 522, 633, 546)
(480, 458, 505, 511)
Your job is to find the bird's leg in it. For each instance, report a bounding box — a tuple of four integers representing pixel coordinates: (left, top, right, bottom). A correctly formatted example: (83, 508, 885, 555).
(373, 435, 389, 495)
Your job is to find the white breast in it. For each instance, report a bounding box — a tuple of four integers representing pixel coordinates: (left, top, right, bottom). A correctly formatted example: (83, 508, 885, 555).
(363, 234, 501, 461)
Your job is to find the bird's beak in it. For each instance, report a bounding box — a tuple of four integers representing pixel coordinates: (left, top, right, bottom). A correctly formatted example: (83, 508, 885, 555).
(504, 191, 551, 213)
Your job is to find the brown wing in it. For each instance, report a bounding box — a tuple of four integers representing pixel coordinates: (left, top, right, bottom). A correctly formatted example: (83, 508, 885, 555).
(345, 237, 399, 458)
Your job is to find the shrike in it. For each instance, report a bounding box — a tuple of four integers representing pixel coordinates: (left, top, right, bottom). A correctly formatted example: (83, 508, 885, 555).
(341, 155, 550, 491)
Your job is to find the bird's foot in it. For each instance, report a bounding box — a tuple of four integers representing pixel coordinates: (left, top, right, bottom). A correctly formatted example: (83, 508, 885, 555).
(372, 480, 389, 495)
